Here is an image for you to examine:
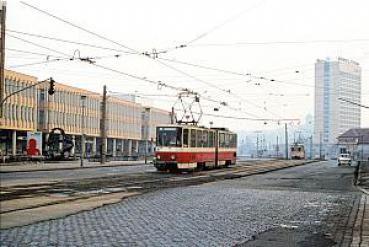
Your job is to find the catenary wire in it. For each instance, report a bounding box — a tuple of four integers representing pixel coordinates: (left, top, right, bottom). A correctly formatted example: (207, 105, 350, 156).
(189, 38, 369, 47)
(7, 33, 71, 58)
(20, 1, 139, 54)
(6, 48, 65, 59)
(6, 29, 136, 55)
(18, 1, 329, 121)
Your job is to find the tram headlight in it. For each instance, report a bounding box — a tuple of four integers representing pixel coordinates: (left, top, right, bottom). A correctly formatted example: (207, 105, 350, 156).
(170, 154, 176, 160)
(156, 155, 161, 160)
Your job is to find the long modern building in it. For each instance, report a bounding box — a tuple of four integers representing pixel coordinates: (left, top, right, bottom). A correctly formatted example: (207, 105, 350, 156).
(314, 57, 362, 157)
(0, 69, 171, 160)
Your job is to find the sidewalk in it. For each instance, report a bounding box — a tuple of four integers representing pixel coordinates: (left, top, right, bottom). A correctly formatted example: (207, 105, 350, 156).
(352, 161, 369, 247)
(0, 160, 150, 173)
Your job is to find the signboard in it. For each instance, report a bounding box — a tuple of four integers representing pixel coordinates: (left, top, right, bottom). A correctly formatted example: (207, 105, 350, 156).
(27, 131, 42, 156)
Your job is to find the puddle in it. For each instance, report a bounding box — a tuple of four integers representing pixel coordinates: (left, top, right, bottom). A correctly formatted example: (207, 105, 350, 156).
(105, 187, 126, 192)
(75, 187, 127, 195)
(76, 189, 111, 195)
(126, 186, 143, 190)
(280, 224, 298, 229)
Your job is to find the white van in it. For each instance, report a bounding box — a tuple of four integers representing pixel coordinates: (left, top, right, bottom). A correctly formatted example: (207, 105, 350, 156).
(337, 153, 352, 166)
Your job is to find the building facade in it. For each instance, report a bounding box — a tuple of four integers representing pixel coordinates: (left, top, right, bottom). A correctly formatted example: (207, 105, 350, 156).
(0, 70, 38, 156)
(337, 128, 369, 162)
(314, 57, 361, 157)
(0, 69, 171, 160)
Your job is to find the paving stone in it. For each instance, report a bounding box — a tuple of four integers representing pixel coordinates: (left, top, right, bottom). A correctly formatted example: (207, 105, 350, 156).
(0, 162, 360, 246)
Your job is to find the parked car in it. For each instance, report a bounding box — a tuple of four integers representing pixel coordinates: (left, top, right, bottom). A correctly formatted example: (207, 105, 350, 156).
(337, 153, 352, 166)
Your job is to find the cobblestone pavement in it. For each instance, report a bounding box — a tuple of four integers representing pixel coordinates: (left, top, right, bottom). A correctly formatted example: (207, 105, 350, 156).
(0, 161, 361, 246)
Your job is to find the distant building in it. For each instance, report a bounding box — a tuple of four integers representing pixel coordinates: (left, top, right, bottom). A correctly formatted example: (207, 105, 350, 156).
(337, 128, 369, 161)
(314, 57, 361, 157)
(0, 69, 171, 160)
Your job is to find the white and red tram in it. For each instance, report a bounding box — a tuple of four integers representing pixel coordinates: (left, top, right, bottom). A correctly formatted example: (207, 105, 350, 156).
(154, 124, 237, 171)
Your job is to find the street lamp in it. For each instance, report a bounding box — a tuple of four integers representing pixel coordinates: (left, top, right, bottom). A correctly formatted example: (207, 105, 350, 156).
(80, 95, 87, 167)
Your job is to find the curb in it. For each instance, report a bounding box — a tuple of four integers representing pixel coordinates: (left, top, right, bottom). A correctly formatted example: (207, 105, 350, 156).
(0, 162, 152, 173)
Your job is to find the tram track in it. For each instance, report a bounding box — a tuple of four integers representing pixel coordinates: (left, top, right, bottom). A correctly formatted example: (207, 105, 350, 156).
(1, 160, 313, 202)
(0, 160, 316, 229)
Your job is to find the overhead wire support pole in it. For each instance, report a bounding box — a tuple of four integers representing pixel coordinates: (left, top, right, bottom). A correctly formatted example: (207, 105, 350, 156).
(310, 135, 313, 160)
(285, 123, 288, 160)
(319, 132, 322, 160)
(80, 95, 87, 167)
(276, 135, 279, 158)
(0, 1, 6, 119)
(100, 85, 107, 164)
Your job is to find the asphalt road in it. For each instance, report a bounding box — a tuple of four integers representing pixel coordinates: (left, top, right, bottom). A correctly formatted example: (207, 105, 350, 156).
(0, 164, 156, 186)
(0, 161, 361, 246)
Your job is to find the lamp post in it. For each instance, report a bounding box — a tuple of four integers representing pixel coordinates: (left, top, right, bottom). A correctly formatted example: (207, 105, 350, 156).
(80, 95, 86, 167)
(319, 132, 322, 160)
(361, 135, 364, 162)
(309, 135, 313, 160)
(285, 123, 288, 160)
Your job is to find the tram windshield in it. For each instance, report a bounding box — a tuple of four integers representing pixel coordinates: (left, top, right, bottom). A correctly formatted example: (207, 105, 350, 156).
(156, 127, 182, 147)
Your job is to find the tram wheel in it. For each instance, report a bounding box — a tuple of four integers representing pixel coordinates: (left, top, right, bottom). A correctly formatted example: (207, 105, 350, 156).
(225, 160, 231, 167)
(196, 163, 205, 171)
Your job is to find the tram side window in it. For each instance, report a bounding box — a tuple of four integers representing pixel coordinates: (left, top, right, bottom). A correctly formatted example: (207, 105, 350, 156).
(230, 134, 237, 148)
(209, 131, 214, 147)
(203, 131, 209, 147)
(183, 129, 189, 147)
(190, 129, 196, 147)
(197, 130, 203, 147)
(225, 134, 230, 148)
(219, 133, 225, 147)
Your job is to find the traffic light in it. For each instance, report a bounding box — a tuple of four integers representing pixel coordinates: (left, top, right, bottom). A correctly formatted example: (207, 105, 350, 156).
(48, 78, 55, 95)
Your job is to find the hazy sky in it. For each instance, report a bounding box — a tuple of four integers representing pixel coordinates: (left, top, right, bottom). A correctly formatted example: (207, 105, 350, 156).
(5, 0, 369, 132)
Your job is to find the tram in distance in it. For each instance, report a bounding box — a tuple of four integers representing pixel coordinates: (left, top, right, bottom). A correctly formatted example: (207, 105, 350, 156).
(154, 124, 237, 172)
(290, 143, 305, 160)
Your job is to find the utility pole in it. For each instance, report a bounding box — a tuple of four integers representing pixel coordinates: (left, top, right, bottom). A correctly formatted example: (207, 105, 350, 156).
(80, 95, 86, 167)
(256, 133, 259, 157)
(285, 123, 288, 160)
(276, 135, 279, 158)
(0, 1, 6, 118)
(100, 85, 107, 164)
(361, 135, 364, 162)
(319, 132, 322, 160)
(310, 135, 313, 160)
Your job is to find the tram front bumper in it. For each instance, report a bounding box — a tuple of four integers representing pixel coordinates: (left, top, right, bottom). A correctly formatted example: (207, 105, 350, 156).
(154, 161, 178, 170)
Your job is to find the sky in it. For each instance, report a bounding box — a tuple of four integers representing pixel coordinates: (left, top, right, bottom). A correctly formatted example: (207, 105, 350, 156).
(4, 0, 369, 132)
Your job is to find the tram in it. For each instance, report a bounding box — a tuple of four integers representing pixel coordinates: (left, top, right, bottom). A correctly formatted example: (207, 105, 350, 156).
(290, 143, 305, 160)
(154, 124, 237, 172)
